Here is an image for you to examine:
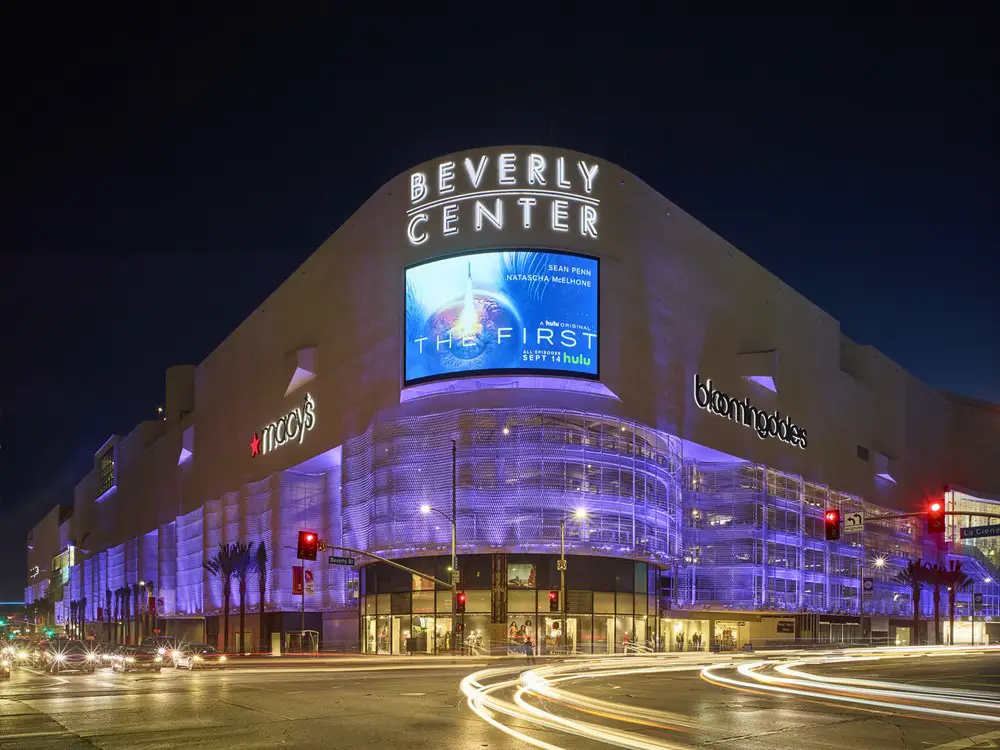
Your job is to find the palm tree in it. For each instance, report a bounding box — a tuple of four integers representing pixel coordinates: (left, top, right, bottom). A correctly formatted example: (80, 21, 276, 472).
(941, 560, 972, 645)
(132, 584, 142, 644)
(204, 544, 238, 653)
(255, 542, 267, 652)
(927, 563, 947, 645)
(895, 559, 930, 645)
(232, 541, 254, 655)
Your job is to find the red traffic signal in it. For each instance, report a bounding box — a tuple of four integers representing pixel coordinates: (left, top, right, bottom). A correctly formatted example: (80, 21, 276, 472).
(297, 530, 318, 560)
(456, 591, 466, 614)
(548, 590, 559, 612)
(927, 499, 946, 534)
(824, 509, 841, 541)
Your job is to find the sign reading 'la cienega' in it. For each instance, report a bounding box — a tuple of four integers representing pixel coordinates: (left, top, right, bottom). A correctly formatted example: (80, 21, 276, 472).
(406, 151, 601, 246)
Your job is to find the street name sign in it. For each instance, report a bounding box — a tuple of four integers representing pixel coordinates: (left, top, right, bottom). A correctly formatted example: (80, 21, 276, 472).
(959, 524, 1000, 540)
(328, 556, 355, 566)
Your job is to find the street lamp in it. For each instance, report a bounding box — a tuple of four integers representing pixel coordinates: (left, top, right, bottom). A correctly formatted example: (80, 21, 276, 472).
(559, 508, 588, 653)
(421, 487, 458, 653)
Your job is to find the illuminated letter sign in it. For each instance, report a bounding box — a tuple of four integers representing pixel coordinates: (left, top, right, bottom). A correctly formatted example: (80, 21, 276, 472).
(406, 151, 601, 246)
(693, 374, 808, 449)
(250, 393, 316, 457)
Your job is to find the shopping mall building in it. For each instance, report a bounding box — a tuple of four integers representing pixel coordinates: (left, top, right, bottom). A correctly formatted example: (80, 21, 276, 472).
(26, 146, 1000, 654)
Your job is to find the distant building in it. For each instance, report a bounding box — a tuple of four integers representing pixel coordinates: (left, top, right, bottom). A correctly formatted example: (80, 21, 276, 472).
(27, 146, 1000, 653)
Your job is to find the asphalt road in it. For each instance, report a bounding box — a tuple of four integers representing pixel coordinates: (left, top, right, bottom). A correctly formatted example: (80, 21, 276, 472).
(2, 650, 998, 749)
(0, 660, 523, 750)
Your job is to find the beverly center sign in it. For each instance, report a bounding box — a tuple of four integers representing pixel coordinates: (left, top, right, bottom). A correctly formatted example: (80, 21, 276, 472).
(406, 150, 601, 246)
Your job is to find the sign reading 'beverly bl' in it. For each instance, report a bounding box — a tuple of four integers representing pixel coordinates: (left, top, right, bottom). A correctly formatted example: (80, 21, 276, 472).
(407, 151, 601, 246)
(694, 374, 808, 449)
(250, 393, 316, 458)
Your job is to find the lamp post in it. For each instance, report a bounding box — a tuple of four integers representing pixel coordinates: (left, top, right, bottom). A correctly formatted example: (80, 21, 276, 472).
(421, 486, 458, 654)
(871, 556, 886, 645)
(559, 508, 588, 654)
(973, 576, 992, 646)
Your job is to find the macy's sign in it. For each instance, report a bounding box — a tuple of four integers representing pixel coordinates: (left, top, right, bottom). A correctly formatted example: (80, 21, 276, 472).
(250, 393, 316, 457)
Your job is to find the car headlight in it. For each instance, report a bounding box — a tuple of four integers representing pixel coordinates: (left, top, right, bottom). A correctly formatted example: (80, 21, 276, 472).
(125, 656, 135, 663)
(170, 650, 180, 659)
(86, 653, 96, 661)
(2, 660, 10, 668)
(158, 648, 166, 656)
(154, 655, 163, 662)
(218, 655, 226, 662)
(193, 655, 202, 662)
(54, 654, 65, 662)
(15, 651, 25, 659)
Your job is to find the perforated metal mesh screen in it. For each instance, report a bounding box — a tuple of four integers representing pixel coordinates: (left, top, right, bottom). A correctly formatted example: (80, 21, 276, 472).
(343, 408, 684, 565)
(680, 461, 928, 616)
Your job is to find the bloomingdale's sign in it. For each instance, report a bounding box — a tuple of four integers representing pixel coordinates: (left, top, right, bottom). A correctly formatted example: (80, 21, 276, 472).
(406, 150, 601, 246)
(694, 374, 808, 449)
(250, 393, 316, 458)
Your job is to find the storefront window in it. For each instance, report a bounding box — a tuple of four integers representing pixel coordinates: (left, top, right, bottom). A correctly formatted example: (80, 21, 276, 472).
(375, 615, 391, 654)
(594, 592, 614, 613)
(593, 614, 612, 654)
(508, 590, 535, 613)
(579, 614, 593, 654)
(465, 589, 490, 612)
(507, 616, 536, 655)
(615, 615, 634, 652)
(464, 615, 490, 655)
(435, 617, 454, 652)
(616, 592, 634, 614)
(410, 615, 432, 654)
(412, 590, 434, 613)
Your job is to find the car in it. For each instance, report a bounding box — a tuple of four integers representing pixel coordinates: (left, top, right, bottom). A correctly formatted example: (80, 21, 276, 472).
(173, 643, 227, 670)
(111, 646, 163, 673)
(1, 656, 10, 679)
(40, 640, 99, 673)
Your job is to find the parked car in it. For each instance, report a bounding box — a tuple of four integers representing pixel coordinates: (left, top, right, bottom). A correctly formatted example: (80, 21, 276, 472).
(111, 646, 163, 673)
(40, 640, 99, 673)
(173, 643, 227, 670)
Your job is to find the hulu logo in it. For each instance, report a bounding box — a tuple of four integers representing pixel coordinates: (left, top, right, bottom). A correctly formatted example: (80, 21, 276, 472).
(564, 354, 591, 366)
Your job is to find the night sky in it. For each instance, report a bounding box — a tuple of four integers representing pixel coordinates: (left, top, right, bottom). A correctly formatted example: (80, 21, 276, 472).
(1, 8, 996, 600)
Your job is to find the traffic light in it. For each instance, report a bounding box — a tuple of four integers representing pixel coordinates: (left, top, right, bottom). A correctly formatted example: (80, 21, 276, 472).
(927, 499, 946, 534)
(824, 509, 841, 541)
(456, 591, 466, 614)
(297, 530, 318, 561)
(549, 590, 559, 612)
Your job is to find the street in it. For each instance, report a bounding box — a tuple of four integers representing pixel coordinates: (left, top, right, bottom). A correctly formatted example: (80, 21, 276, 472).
(2, 648, 998, 749)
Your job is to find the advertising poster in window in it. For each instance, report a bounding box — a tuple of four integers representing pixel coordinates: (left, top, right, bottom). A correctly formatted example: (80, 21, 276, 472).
(507, 562, 536, 589)
(404, 249, 599, 385)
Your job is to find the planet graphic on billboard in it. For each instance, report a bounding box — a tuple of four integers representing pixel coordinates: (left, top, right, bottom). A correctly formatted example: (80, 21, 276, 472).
(422, 262, 523, 372)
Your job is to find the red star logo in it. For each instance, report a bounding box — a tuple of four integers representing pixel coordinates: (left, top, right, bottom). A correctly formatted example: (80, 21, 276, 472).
(250, 433, 261, 457)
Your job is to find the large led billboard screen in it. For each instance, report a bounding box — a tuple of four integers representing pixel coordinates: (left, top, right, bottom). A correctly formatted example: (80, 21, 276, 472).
(404, 249, 599, 386)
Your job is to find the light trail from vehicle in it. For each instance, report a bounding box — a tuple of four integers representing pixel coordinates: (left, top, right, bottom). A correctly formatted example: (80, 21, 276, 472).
(462, 646, 1000, 747)
(700, 645, 1000, 724)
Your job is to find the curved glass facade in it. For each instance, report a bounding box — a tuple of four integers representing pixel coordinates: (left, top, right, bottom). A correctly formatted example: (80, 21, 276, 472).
(342, 408, 684, 565)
